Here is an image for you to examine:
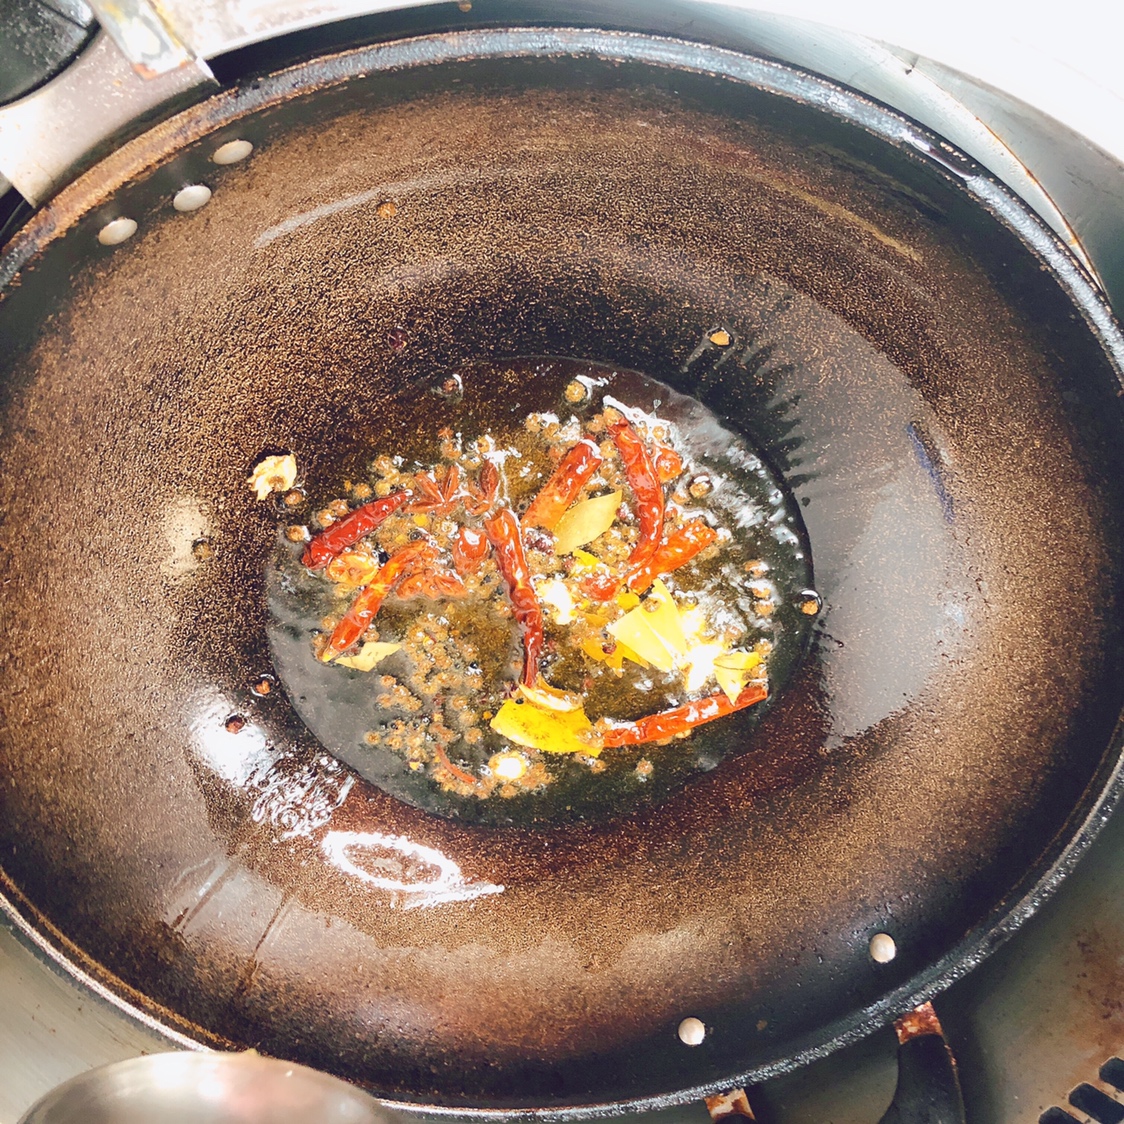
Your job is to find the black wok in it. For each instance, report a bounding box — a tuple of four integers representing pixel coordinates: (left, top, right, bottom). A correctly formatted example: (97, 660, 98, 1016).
(1, 27, 1123, 1117)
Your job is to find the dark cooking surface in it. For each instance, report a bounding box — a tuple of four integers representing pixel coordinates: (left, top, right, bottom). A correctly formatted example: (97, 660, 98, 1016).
(0, 32, 1123, 1114)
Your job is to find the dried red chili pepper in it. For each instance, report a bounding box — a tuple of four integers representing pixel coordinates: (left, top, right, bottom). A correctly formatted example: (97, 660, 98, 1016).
(653, 445, 684, 484)
(484, 508, 544, 687)
(396, 567, 468, 601)
(608, 416, 665, 575)
(522, 438, 603, 531)
(452, 526, 489, 575)
(324, 540, 437, 657)
(599, 682, 767, 747)
(302, 492, 409, 570)
(626, 519, 718, 593)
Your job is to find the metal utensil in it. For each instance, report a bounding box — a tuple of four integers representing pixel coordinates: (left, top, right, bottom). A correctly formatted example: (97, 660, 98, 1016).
(17, 1051, 396, 1124)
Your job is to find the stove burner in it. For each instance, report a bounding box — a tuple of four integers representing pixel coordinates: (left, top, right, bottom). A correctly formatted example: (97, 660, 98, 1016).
(1041, 1058, 1124, 1124)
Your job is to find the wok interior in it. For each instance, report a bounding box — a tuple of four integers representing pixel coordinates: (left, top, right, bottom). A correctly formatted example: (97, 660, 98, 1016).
(0, 41, 1123, 1110)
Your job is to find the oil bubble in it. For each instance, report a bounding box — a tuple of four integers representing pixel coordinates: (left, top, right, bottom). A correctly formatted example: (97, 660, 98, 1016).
(798, 590, 823, 616)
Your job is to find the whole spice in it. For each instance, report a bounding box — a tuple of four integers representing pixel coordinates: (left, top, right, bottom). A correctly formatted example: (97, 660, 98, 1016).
(608, 416, 665, 585)
(522, 438, 603, 531)
(484, 508, 545, 687)
(322, 540, 437, 659)
(303, 492, 409, 569)
(599, 683, 768, 747)
(626, 519, 718, 593)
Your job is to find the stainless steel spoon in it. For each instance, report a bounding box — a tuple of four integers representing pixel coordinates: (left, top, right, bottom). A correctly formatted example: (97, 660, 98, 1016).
(18, 1051, 398, 1123)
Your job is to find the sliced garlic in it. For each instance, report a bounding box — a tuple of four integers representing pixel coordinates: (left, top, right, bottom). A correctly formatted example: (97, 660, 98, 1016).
(248, 453, 297, 500)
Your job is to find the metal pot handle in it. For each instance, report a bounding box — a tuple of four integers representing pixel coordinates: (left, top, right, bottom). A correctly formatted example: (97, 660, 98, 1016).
(0, 0, 215, 207)
(878, 1004, 967, 1124)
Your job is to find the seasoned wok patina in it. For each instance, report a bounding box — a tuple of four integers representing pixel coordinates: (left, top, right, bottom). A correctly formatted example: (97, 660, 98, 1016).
(0, 29, 1123, 1117)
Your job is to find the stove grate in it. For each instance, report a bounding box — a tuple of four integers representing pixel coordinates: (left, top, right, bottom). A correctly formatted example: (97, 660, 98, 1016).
(1040, 1058, 1124, 1124)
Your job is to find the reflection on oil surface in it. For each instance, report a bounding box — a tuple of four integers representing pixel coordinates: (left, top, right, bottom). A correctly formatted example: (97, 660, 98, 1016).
(321, 830, 503, 908)
(679, 276, 976, 746)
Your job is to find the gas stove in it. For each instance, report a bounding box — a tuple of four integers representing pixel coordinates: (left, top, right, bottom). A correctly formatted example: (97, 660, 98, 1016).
(2, 2, 1123, 1121)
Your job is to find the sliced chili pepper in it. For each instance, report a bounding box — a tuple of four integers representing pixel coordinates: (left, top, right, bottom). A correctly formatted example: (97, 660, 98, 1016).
(323, 540, 437, 657)
(653, 445, 684, 484)
(626, 519, 718, 593)
(302, 492, 409, 570)
(396, 568, 468, 601)
(522, 438, 603, 531)
(484, 508, 544, 688)
(608, 417, 665, 575)
(452, 526, 489, 575)
(598, 682, 767, 747)
(579, 569, 619, 602)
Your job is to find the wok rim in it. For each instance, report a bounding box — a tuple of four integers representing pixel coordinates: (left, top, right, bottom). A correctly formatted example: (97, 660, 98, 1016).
(2, 26, 1124, 1119)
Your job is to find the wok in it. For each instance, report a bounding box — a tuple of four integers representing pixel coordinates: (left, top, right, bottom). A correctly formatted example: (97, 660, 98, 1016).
(1, 26, 1124, 1117)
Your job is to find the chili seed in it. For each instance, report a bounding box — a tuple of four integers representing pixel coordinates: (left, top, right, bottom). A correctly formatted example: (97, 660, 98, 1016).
(431, 373, 463, 400)
(191, 538, 214, 562)
(224, 714, 245, 734)
(251, 676, 275, 697)
(283, 489, 305, 507)
(376, 200, 398, 219)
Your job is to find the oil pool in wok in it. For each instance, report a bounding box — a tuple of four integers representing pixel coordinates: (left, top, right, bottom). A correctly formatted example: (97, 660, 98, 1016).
(0, 28, 1123, 1117)
(267, 357, 815, 827)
